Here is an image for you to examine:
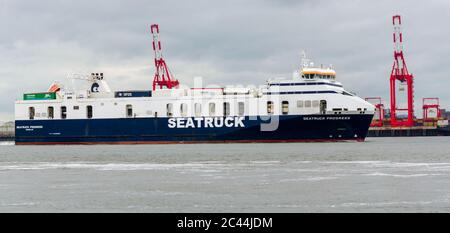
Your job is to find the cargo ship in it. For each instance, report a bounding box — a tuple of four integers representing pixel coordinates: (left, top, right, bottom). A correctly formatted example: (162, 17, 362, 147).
(14, 27, 374, 145)
(14, 61, 375, 144)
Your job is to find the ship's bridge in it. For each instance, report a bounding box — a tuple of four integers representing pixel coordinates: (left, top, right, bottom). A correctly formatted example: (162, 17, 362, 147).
(301, 67, 336, 80)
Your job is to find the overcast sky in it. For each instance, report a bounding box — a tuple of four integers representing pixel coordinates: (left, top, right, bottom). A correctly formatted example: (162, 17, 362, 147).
(1, 0, 450, 121)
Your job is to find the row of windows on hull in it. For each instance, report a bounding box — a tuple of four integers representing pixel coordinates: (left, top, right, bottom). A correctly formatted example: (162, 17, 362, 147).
(152, 100, 327, 117)
(27, 100, 328, 120)
(140, 101, 328, 118)
(28, 106, 92, 120)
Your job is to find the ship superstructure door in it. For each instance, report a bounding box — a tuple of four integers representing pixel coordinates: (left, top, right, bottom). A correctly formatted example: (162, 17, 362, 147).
(126, 104, 133, 118)
(29, 107, 35, 120)
(48, 107, 54, 119)
(320, 100, 327, 114)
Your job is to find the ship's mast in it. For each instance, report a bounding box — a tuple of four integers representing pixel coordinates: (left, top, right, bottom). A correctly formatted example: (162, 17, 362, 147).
(301, 50, 311, 68)
(150, 24, 179, 90)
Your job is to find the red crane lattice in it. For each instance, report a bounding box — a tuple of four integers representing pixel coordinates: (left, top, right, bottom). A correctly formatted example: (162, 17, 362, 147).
(365, 97, 384, 127)
(390, 15, 414, 127)
(151, 24, 179, 90)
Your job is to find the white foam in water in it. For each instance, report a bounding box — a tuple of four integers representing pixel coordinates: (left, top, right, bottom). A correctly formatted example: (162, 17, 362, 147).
(322, 161, 389, 164)
(322, 161, 450, 170)
(339, 200, 435, 207)
(369, 162, 450, 168)
(0, 202, 37, 207)
(428, 165, 450, 171)
(0, 162, 229, 171)
(0, 141, 14, 146)
(250, 160, 280, 164)
(279, 176, 338, 182)
(363, 172, 443, 178)
(191, 161, 225, 164)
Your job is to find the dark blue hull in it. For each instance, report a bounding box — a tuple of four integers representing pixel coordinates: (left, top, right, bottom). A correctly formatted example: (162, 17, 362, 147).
(15, 114, 373, 144)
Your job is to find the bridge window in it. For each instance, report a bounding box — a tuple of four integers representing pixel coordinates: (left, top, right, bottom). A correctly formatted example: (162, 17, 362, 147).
(29, 107, 35, 120)
(126, 104, 133, 117)
(180, 103, 188, 117)
(238, 102, 245, 116)
(223, 102, 230, 116)
(195, 103, 202, 117)
(73, 106, 79, 110)
(87, 105, 93, 119)
(61, 106, 67, 119)
(209, 103, 216, 116)
(166, 103, 173, 117)
(297, 100, 304, 108)
(267, 101, 274, 114)
(282, 101, 289, 115)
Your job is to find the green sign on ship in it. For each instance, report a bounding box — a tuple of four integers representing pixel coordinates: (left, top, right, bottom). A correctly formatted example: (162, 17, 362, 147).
(23, 92, 56, 100)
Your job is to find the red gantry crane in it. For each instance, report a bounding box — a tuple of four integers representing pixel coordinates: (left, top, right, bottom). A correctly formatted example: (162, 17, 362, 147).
(389, 15, 415, 127)
(365, 97, 384, 127)
(422, 98, 441, 122)
(150, 24, 179, 90)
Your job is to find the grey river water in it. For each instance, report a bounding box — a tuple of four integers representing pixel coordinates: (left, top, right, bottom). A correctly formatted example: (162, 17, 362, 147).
(1, 137, 450, 212)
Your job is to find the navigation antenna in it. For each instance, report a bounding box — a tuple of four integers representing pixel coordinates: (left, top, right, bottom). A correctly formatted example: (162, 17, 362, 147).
(389, 15, 414, 127)
(150, 24, 179, 90)
(300, 50, 311, 68)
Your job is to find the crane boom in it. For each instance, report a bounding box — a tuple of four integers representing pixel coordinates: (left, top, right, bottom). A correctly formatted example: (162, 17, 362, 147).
(150, 24, 179, 90)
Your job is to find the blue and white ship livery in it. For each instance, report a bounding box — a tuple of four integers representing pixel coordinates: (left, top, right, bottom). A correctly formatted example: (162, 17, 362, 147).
(14, 55, 375, 144)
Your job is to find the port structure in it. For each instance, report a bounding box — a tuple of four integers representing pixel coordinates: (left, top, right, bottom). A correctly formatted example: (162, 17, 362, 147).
(365, 97, 384, 127)
(390, 15, 414, 127)
(423, 98, 441, 122)
(150, 24, 179, 90)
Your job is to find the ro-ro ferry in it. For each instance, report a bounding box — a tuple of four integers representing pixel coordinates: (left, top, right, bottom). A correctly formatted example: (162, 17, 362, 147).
(14, 26, 374, 145)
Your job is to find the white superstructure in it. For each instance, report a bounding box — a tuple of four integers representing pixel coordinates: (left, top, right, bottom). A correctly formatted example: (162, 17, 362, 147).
(15, 59, 374, 122)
